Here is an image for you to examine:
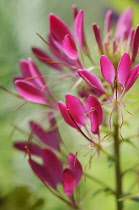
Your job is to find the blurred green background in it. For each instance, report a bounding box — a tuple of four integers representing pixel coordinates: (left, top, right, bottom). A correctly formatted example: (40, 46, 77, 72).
(1, 0, 139, 209)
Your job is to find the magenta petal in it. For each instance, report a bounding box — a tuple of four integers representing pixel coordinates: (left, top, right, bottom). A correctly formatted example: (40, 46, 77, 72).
(14, 141, 42, 156)
(32, 47, 62, 71)
(115, 7, 133, 40)
(42, 149, 63, 184)
(15, 80, 48, 104)
(104, 10, 112, 33)
(100, 55, 115, 84)
(49, 14, 72, 44)
(66, 94, 86, 126)
(85, 96, 102, 134)
(19, 60, 30, 78)
(58, 101, 77, 128)
(92, 24, 104, 54)
(131, 25, 139, 63)
(78, 70, 104, 93)
(68, 153, 82, 184)
(29, 159, 57, 189)
(117, 53, 131, 86)
(28, 58, 48, 91)
(72, 4, 78, 20)
(29, 121, 60, 151)
(62, 35, 78, 60)
(63, 168, 76, 195)
(74, 10, 85, 48)
(125, 64, 139, 92)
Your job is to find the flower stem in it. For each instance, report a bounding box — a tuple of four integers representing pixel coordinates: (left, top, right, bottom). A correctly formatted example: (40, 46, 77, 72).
(113, 107, 123, 210)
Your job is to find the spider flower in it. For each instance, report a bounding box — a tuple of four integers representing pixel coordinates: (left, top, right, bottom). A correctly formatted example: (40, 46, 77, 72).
(93, 7, 139, 64)
(78, 53, 139, 101)
(14, 58, 54, 105)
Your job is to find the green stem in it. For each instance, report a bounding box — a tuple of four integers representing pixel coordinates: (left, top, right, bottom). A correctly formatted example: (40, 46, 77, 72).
(113, 108, 123, 210)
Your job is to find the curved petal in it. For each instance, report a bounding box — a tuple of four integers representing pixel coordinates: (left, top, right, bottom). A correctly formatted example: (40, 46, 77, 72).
(66, 94, 86, 126)
(78, 70, 104, 93)
(85, 96, 102, 134)
(62, 35, 78, 60)
(68, 153, 82, 184)
(117, 53, 131, 86)
(42, 149, 63, 184)
(14, 141, 42, 157)
(125, 64, 139, 92)
(32, 47, 62, 71)
(49, 14, 72, 44)
(29, 159, 57, 189)
(115, 7, 133, 40)
(15, 80, 48, 104)
(74, 10, 85, 48)
(58, 101, 77, 128)
(63, 168, 76, 195)
(30, 121, 61, 151)
(100, 55, 115, 84)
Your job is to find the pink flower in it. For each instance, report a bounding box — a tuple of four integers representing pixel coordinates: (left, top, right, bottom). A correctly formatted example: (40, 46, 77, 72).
(14, 58, 54, 105)
(58, 94, 87, 129)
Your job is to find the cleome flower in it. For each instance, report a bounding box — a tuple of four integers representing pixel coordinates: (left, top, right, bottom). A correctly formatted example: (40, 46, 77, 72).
(93, 7, 139, 65)
(78, 53, 139, 103)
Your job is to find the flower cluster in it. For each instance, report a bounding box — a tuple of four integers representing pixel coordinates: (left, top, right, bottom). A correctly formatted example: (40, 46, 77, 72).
(13, 5, 139, 209)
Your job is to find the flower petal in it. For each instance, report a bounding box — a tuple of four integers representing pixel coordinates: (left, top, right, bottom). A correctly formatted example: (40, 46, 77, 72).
(62, 35, 78, 60)
(63, 168, 76, 195)
(49, 14, 72, 44)
(92, 24, 104, 54)
(74, 10, 85, 48)
(117, 53, 131, 86)
(100, 55, 115, 84)
(125, 64, 139, 92)
(66, 94, 86, 126)
(42, 149, 63, 184)
(15, 80, 48, 104)
(32, 47, 62, 71)
(78, 70, 104, 93)
(58, 101, 77, 128)
(85, 96, 102, 134)
(29, 159, 57, 189)
(29, 121, 61, 151)
(131, 25, 139, 63)
(115, 7, 133, 40)
(68, 153, 82, 184)
(14, 141, 42, 156)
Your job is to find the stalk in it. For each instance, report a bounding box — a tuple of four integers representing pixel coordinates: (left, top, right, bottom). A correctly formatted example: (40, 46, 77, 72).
(113, 106, 123, 210)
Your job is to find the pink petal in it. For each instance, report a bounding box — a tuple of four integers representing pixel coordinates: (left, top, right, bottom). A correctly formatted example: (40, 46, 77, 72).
(125, 64, 139, 92)
(131, 25, 139, 63)
(85, 96, 102, 134)
(104, 10, 112, 34)
(28, 58, 48, 91)
(115, 7, 133, 40)
(74, 10, 85, 48)
(68, 153, 82, 184)
(72, 4, 78, 20)
(58, 101, 77, 128)
(63, 168, 76, 195)
(49, 14, 72, 44)
(32, 47, 62, 71)
(14, 141, 42, 156)
(78, 70, 104, 93)
(100, 55, 115, 84)
(117, 53, 131, 86)
(19, 60, 30, 78)
(15, 80, 48, 104)
(29, 121, 61, 151)
(29, 159, 57, 189)
(62, 35, 78, 60)
(66, 94, 86, 126)
(42, 149, 63, 184)
(92, 24, 104, 54)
